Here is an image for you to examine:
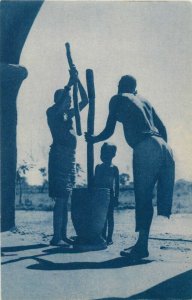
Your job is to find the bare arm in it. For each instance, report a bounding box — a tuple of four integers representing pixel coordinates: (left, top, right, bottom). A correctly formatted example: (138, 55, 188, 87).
(94, 114, 117, 143)
(152, 108, 167, 142)
(68, 79, 88, 119)
(85, 96, 117, 143)
(78, 79, 89, 111)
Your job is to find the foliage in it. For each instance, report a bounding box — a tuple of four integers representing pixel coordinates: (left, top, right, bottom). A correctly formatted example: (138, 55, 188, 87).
(38, 167, 48, 192)
(39, 167, 47, 178)
(119, 173, 130, 187)
(76, 163, 86, 187)
(16, 161, 34, 204)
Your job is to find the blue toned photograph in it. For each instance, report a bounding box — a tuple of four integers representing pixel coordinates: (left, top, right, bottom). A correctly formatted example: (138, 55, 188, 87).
(1, 1, 192, 299)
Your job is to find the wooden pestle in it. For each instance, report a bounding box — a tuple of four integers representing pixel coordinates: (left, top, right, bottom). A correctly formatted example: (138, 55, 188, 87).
(86, 69, 95, 188)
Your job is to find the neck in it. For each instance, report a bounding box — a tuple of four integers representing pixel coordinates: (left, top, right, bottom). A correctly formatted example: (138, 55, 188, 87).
(119, 90, 137, 95)
(103, 161, 112, 166)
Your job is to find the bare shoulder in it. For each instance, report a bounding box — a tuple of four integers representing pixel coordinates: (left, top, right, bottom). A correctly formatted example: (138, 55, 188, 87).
(95, 163, 102, 168)
(109, 95, 120, 107)
(95, 164, 103, 171)
(112, 164, 119, 173)
(138, 95, 152, 108)
(46, 105, 54, 116)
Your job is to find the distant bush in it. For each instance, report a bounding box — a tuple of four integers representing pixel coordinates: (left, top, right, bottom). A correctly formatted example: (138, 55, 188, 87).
(16, 193, 53, 211)
(15, 179, 192, 213)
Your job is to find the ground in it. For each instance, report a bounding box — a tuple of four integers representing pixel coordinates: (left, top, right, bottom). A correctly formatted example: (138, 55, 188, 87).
(1, 210, 192, 299)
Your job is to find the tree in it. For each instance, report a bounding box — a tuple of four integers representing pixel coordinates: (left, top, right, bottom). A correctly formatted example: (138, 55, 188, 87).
(76, 163, 83, 177)
(119, 173, 130, 187)
(76, 163, 86, 187)
(39, 167, 48, 193)
(16, 162, 33, 204)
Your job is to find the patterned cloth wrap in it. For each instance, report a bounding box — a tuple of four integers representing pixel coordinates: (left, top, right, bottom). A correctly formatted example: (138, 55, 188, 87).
(48, 144, 76, 198)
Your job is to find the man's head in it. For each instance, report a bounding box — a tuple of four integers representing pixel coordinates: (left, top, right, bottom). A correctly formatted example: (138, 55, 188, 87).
(54, 88, 71, 108)
(118, 75, 137, 94)
(100, 142, 117, 164)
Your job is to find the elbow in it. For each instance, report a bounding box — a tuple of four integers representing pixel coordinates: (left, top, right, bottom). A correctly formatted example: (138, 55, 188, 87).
(82, 92, 89, 103)
(104, 130, 114, 141)
(164, 132, 168, 143)
(95, 129, 114, 143)
(163, 126, 167, 140)
(108, 128, 115, 138)
(104, 127, 115, 139)
(160, 126, 167, 142)
(84, 97, 89, 105)
(79, 99, 88, 111)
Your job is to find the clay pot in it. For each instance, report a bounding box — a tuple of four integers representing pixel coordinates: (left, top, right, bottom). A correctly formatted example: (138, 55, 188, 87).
(71, 187, 110, 250)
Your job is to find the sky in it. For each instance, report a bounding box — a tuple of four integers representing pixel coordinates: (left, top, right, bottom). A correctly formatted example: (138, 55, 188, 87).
(18, 1, 192, 184)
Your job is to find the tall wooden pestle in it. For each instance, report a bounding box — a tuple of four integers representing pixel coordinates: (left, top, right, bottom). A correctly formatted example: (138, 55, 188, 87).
(86, 69, 95, 188)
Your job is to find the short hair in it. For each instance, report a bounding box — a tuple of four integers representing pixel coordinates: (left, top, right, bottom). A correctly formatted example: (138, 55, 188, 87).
(101, 142, 117, 158)
(54, 89, 64, 103)
(54, 88, 70, 103)
(118, 75, 137, 94)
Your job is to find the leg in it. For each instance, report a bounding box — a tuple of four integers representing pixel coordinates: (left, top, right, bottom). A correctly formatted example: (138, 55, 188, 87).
(134, 170, 156, 251)
(102, 220, 107, 240)
(50, 192, 71, 246)
(61, 199, 68, 239)
(134, 141, 161, 236)
(61, 190, 71, 241)
(107, 202, 114, 245)
(120, 137, 162, 258)
(121, 171, 156, 257)
(51, 197, 64, 245)
(157, 149, 175, 217)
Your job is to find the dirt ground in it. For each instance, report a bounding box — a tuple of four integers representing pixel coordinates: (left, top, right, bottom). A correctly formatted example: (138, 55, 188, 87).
(1, 210, 192, 299)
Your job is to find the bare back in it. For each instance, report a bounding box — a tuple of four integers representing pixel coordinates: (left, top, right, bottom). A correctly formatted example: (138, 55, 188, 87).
(109, 93, 161, 148)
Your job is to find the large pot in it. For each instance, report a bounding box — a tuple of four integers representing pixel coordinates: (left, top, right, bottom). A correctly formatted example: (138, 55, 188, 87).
(71, 187, 110, 250)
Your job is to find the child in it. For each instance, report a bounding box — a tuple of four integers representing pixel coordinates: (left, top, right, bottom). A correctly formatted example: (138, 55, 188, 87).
(94, 143, 119, 245)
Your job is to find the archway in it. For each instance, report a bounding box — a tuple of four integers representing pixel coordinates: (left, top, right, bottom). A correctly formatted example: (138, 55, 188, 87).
(0, 0, 43, 231)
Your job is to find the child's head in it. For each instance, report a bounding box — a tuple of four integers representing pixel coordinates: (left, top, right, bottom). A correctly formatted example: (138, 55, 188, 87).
(100, 143, 117, 163)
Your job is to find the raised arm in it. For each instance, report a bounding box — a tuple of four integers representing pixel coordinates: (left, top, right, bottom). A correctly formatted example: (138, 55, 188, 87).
(78, 79, 88, 111)
(67, 73, 88, 119)
(152, 108, 167, 142)
(85, 96, 118, 144)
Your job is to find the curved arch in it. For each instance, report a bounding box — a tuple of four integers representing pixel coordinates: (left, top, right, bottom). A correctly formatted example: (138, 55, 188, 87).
(0, 1, 43, 231)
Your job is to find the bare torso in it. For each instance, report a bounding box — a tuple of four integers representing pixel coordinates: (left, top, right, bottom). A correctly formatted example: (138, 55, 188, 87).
(110, 93, 159, 148)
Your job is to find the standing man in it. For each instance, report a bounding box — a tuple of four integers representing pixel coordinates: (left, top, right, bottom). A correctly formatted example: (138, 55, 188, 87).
(85, 75, 175, 258)
(47, 67, 88, 246)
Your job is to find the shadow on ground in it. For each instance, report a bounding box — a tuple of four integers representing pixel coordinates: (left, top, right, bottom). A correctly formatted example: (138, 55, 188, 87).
(96, 269, 192, 299)
(149, 237, 192, 243)
(27, 257, 153, 271)
(1, 244, 48, 253)
(1, 244, 81, 265)
(1, 244, 153, 271)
